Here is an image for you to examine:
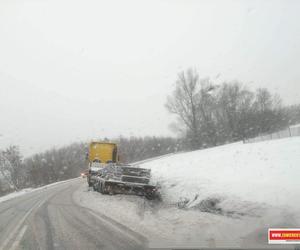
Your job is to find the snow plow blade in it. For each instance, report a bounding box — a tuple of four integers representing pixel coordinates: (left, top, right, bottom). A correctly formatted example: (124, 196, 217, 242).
(92, 164, 159, 200)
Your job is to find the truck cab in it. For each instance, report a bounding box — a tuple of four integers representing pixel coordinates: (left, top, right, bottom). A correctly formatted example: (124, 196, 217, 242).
(87, 142, 118, 187)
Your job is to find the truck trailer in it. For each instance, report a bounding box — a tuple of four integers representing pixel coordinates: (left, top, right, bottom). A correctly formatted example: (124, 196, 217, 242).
(86, 141, 158, 200)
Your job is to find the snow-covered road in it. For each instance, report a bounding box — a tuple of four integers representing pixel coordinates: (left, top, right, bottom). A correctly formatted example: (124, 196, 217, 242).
(0, 179, 145, 250)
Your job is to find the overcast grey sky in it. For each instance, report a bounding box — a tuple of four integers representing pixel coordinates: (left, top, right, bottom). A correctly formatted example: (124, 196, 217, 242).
(0, 0, 300, 156)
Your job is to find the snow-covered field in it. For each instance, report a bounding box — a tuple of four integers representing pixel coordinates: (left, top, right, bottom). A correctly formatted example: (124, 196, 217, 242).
(74, 137, 300, 248)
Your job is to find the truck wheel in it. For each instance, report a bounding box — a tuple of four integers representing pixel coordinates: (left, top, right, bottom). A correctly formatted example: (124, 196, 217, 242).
(96, 182, 101, 193)
(107, 185, 115, 195)
(95, 182, 99, 192)
(145, 190, 160, 200)
(100, 183, 106, 194)
(145, 193, 154, 200)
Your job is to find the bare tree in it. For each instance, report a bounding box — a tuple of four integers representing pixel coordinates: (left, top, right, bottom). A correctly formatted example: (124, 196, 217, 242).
(165, 69, 201, 148)
(166, 69, 223, 148)
(252, 88, 286, 134)
(215, 82, 255, 141)
(166, 69, 291, 148)
(166, 69, 212, 149)
(0, 153, 14, 191)
(1, 146, 24, 190)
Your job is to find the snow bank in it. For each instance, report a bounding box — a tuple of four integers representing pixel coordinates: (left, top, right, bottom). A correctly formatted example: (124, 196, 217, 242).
(74, 183, 253, 248)
(0, 188, 34, 203)
(0, 178, 79, 204)
(142, 137, 300, 213)
(290, 123, 300, 128)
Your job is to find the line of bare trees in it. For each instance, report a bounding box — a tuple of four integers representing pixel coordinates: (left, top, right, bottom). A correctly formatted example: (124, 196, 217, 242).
(0, 137, 182, 195)
(166, 69, 299, 149)
(118, 136, 183, 163)
(0, 143, 88, 195)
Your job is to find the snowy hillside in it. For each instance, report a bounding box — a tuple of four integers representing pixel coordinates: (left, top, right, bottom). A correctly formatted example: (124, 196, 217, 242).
(75, 137, 300, 248)
(142, 137, 300, 213)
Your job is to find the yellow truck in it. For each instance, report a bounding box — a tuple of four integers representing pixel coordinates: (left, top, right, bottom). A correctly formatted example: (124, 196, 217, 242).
(86, 141, 158, 200)
(87, 142, 118, 187)
(88, 141, 118, 164)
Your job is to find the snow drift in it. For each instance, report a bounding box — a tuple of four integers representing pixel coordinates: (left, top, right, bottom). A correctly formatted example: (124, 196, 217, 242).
(142, 137, 300, 214)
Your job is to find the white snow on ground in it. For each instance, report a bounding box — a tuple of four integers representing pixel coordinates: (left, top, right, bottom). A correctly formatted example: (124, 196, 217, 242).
(74, 137, 300, 248)
(74, 184, 250, 248)
(0, 178, 79, 204)
(290, 123, 300, 128)
(142, 137, 300, 212)
(0, 188, 34, 203)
